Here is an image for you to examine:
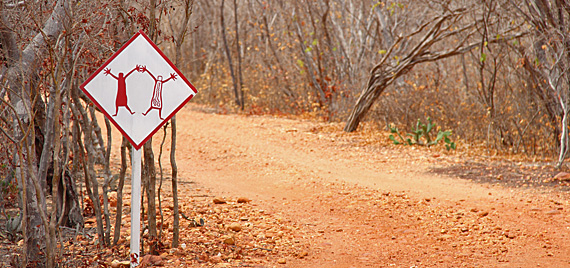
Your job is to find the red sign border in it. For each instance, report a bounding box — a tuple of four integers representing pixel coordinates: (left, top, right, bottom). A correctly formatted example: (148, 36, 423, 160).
(80, 30, 197, 150)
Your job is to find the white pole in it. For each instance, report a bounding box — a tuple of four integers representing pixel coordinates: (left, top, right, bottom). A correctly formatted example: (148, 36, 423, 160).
(130, 148, 142, 267)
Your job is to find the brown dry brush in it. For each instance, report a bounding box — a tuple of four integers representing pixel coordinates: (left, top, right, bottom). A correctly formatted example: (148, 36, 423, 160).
(0, 0, 569, 266)
(186, 0, 566, 162)
(0, 0, 196, 266)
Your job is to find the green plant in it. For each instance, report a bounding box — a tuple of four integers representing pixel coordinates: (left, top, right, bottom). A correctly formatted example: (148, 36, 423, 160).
(388, 117, 456, 150)
(389, 124, 412, 145)
(437, 130, 457, 150)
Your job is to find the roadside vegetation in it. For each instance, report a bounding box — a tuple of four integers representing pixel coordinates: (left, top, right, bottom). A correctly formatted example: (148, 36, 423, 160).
(1, 0, 569, 267)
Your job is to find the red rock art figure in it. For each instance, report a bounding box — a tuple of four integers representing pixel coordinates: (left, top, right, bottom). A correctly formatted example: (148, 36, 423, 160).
(139, 66, 177, 120)
(104, 65, 144, 116)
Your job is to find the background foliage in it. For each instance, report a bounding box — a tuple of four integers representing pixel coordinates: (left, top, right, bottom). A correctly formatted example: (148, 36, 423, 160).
(0, 0, 568, 266)
(183, 0, 560, 159)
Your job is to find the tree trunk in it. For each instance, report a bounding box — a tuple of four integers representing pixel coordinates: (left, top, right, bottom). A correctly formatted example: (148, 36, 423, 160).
(233, 0, 244, 110)
(170, 115, 179, 248)
(102, 118, 113, 246)
(168, 0, 194, 246)
(344, 74, 388, 132)
(58, 96, 83, 228)
(17, 139, 45, 266)
(71, 87, 106, 246)
(221, 0, 242, 108)
(1, 1, 70, 265)
(114, 137, 128, 245)
(143, 140, 158, 254)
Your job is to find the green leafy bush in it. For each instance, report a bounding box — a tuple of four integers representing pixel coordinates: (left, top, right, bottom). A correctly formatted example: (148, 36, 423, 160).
(388, 117, 456, 150)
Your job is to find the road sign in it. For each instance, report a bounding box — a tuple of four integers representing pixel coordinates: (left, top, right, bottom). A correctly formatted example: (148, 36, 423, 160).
(80, 30, 197, 267)
(80, 30, 197, 150)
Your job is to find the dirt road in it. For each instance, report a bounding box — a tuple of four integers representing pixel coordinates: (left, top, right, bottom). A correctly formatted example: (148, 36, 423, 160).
(115, 104, 570, 267)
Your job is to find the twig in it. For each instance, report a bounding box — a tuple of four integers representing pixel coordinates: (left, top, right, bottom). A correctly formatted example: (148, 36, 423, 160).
(252, 247, 273, 251)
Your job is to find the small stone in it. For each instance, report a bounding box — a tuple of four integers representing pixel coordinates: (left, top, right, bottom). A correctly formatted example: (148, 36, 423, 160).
(213, 197, 226, 204)
(477, 211, 489, 217)
(439, 234, 453, 241)
(148, 255, 163, 265)
(277, 258, 287, 264)
(228, 223, 242, 232)
(222, 235, 235, 245)
(210, 255, 222, 263)
(237, 197, 251, 203)
(110, 260, 130, 268)
(139, 255, 163, 267)
(108, 192, 118, 207)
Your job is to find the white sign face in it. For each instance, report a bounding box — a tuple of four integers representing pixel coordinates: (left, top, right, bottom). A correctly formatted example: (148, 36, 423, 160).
(81, 31, 197, 149)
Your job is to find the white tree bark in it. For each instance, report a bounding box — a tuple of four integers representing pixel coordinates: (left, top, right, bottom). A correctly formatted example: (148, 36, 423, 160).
(1, 0, 70, 266)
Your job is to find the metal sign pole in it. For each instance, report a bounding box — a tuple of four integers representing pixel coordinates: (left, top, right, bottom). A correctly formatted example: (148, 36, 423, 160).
(130, 148, 142, 267)
(80, 30, 196, 266)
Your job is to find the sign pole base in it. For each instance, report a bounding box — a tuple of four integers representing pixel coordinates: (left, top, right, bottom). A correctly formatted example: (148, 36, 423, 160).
(130, 148, 142, 267)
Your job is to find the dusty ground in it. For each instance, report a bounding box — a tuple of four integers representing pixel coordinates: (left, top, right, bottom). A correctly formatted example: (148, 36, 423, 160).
(136, 104, 570, 267)
(3, 103, 570, 267)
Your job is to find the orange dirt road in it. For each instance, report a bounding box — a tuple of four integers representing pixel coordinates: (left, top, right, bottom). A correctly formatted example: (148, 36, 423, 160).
(118, 104, 570, 267)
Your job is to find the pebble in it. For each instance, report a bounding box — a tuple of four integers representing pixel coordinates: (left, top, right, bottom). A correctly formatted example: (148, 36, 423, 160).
(110, 260, 130, 268)
(222, 235, 235, 245)
(237, 197, 251, 203)
(546, 210, 561, 216)
(210, 255, 222, 263)
(277, 258, 287, 264)
(213, 197, 227, 204)
(477, 211, 489, 217)
(439, 234, 453, 241)
(229, 223, 242, 232)
(108, 192, 118, 207)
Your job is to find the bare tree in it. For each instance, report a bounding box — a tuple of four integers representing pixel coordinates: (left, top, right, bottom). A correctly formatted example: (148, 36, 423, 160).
(508, 0, 570, 168)
(0, 1, 72, 266)
(167, 0, 195, 248)
(221, 0, 244, 109)
(0, 0, 192, 265)
(344, 2, 525, 132)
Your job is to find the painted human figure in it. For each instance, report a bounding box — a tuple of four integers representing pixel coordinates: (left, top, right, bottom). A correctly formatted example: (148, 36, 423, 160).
(140, 66, 177, 120)
(104, 65, 144, 116)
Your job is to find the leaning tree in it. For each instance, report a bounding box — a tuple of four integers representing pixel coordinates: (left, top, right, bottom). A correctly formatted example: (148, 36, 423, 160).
(344, 1, 526, 132)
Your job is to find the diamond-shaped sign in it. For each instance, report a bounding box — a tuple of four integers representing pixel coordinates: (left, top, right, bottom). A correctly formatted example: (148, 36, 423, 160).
(81, 30, 196, 150)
